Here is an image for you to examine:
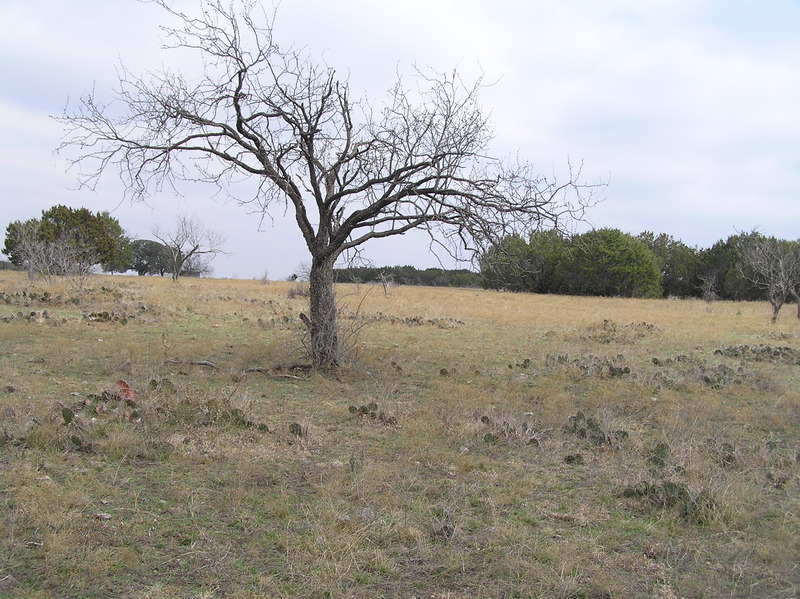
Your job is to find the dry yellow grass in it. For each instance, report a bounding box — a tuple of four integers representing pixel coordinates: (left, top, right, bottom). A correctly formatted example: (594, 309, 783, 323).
(0, 271, 798, 598)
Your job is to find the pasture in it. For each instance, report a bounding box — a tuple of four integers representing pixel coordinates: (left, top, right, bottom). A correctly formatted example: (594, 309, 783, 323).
(0, 271, 798, 598)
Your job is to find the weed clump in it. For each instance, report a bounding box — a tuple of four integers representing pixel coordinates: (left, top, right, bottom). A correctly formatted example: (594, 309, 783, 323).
(564, 453, 584, 465)
(698, 363, 746, 389)
(351, 310, 465, 329)
(546, 353, 633, 379)
(348, 401, 397, 426)
(623, 480, 718, 525)
(703, 438, 738, 469)
(624, 441, 733, 526)
(83, 310, 130, 324)
(647, 442, 671, 472)
(151, 383, 268, 431)
(565, 411, 629, 447)
(649, 352, 774, 391)
(0, 289, 61, 305)
(579, 319, 661, 344)
(477, 414, 542, 447)
(714, 344, 800, 365)
(287, 282, 310, 299)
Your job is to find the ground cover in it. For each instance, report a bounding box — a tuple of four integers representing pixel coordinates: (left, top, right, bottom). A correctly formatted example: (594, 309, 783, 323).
(0, 271, 798, 598)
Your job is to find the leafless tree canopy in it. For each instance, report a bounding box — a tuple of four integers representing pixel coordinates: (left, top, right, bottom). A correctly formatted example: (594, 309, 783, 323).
(737, 233, 800, 322)
(152, 215, 227, 281)
(58, 0, 602, 366)
(9, 221, 94, 284)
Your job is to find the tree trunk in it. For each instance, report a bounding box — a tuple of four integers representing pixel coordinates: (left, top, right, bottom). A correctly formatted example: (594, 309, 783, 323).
(308, 255, 339, 368)
(790, 288, 800, 319)
(769, 293, 784, 323)
(771, 304, 780, 323)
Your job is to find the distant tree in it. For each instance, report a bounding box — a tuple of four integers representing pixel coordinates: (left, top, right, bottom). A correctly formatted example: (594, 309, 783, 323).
(2, 220, 33, 268)
(39, 205, 131, 272)
(96, 213, 133, 272)
(3, 206, 131, 272)
(130, 239, 171, 276)
(332, 264, 479, 288)
(737, 232, 800, 322)
(637, 232, 700, 298)
(564, 228, 661, 298)
(480, 230, 568, 293)
(3, 219, 94, 281)
(58, 0, 601, 367)
(525, 229, 568, 294)
(152, 215, 227, 281)
(698, 234, 759, 301)
(479, 235, 534, 292)
(447, 270, 481, 288)
(181, 253, 215, 278)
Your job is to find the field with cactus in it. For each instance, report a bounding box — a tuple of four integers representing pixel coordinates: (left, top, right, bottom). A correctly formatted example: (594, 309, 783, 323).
(0, 271, 798, 598)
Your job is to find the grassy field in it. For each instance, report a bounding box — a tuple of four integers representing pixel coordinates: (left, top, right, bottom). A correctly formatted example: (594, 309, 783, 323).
(0, 271, 798, 598)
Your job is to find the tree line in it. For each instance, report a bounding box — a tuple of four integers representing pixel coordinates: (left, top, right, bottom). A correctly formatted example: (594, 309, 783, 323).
(3, 207, 225, 280)
(5, 205, 798, 324)
(479, 228, 800, 320)
(333, 265, 481, 288)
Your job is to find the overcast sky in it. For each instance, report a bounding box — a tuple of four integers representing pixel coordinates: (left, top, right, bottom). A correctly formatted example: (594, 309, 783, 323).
(1, 0, 798, 279)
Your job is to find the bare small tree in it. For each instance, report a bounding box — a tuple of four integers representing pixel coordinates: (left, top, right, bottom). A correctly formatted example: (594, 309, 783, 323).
(58, 0, 601, 367)
(737, 233, 800, 322)
(698, 275, 719, 304)
(378, 271, 393, 297)
(9, 220, 94, 284)
(152, 215, 227, 281)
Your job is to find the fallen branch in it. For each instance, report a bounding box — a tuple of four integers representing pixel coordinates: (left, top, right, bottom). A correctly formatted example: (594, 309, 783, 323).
(166, 359, 217, 368)
(241, 367, 304, 380)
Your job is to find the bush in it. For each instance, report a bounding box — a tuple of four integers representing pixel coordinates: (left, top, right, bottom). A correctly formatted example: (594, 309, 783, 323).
(563, 228, 662, 297)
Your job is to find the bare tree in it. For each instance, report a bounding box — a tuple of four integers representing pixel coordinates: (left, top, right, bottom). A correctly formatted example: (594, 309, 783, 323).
(8, 220, 94, 284)
(58, 0, 601, 367)
(182, 253, 215, 278)
(737, 233, 800, 322)
(152, 215, 227, 281)
(698, 275, 719, 303)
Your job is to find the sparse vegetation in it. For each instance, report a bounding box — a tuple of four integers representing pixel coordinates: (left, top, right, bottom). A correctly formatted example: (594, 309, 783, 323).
(0, 271, 798, 598)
